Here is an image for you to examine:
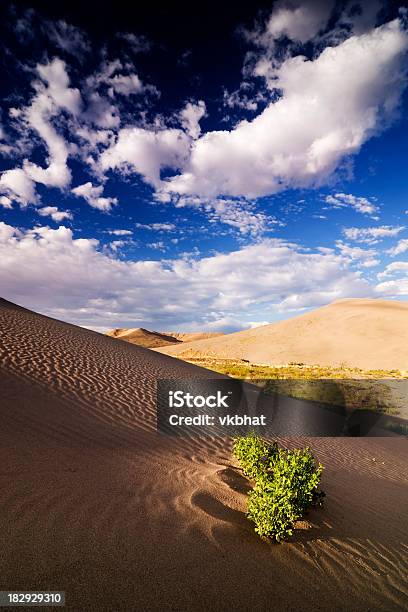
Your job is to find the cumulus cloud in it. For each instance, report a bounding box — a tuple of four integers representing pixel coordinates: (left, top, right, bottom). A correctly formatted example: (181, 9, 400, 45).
(82, 92, 120, 129)
(0, 168, 37, 206)
(0, 222, 374, 329)
(387, 238, 408, 256)
(152, 19, 408, 199)
(100, 127, 191, 188)
(335, 240, 380, 267)
(0, 196, 13, 209)
(37, 206, 73, 222)
(325, 192, 379, 215)
(85, 59, 147, 99)
(376, 260, 408, 295)
(71, 182, 118, 211)
(23, 58, 82, 188)
(248, 0, 335, 47)
(180, 101, 206, 139)
(343, 225, 405, 243)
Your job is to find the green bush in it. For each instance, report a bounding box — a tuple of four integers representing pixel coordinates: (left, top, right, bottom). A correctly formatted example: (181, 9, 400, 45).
(233, 434, 324, 542)
(232, 431, 277, 480)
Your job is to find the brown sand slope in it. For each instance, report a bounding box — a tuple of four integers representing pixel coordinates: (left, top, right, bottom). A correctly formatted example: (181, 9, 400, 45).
(106, 327, 224, 348)
(156, 299, 408, 370)
(1, 298, 407, 611)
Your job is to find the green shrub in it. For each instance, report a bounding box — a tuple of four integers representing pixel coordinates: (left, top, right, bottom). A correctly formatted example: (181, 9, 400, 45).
(233, 434, 324, 542)
(232, 432, 277, 480)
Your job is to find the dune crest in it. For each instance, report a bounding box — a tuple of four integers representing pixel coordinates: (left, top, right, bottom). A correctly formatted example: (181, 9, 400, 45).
(156, 299, 408, 370)
(106, 326, 224, 348)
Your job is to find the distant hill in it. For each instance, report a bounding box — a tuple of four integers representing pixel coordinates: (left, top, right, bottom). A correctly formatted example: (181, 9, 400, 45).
(106, 327, 224, 349)
(155, 299, 408, 370)
(163, 332, 225, 343)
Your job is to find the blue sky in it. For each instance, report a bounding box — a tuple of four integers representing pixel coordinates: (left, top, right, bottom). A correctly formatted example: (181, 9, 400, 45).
(1, 0, 408, 332)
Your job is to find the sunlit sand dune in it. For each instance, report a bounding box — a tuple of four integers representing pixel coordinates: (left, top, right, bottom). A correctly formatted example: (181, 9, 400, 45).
(156, 299, 408, 370)
(0, 298, 407, 611)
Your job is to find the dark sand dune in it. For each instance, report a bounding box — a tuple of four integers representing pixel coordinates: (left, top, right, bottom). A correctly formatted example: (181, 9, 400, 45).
(1, 298, 407, 611)
(106, 326, 223, 348)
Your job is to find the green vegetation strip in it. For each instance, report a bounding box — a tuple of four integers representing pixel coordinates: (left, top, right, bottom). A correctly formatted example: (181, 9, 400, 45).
(233, 433, 325, 542)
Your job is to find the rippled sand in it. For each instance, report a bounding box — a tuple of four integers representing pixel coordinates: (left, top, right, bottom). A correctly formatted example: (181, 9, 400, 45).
(0, 299, 407, 611)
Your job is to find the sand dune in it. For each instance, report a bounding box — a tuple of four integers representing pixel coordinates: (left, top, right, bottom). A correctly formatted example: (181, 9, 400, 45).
(1, 298, 407, 611)
(106, 327, 224, 348)
(156, 298, 408, 370)
(163, 331, 224, 343)
(106, 326, 182, 348)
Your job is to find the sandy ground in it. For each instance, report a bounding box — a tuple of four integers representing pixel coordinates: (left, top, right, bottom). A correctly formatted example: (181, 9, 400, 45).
(0, 298, 407, 611)
(156, 298, 408, 370)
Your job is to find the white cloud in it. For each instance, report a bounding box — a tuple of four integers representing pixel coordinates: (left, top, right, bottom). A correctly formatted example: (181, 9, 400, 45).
(378, 261, 408, 279)
(86, 59, 146, 99)
(343, 225, 405, 243)
(335, 240, 379, 267)
(325, 192, 379, 215)
(387, 238, 408, 256)
(83, 92, 120, 129)
(157, 19, 408, 199)
(107, 229, 133, 236)
(23, 58, 82, 189)
(251, 0, 335, 46)
(0, 196, 12, 209)
(110, 73, 143, 96)
(148, 241, 166, 251)
(71, 182, 118, 211)
(376, 260, 408, 296)
(135, 223, 176, 231)
(0, 168, 37, 206)
(100, 127, 190, 188)
(37, 206, 73, 222)
(174, 196, 277, 236)
(180, 101, 206, 139)
(36, 59, 82, 115)
(0, 222, 374, 329)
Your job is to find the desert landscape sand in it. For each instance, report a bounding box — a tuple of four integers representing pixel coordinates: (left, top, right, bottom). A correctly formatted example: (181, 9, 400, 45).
(106, 327, 224, 348)
(156, 298, 408, 371)
(1, 298, 407, 611)
(106, 327, 183, 348)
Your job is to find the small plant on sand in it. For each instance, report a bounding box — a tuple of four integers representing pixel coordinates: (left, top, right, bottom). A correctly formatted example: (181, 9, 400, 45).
(232, 431, 277, 480)
(233, 434, 324, 542)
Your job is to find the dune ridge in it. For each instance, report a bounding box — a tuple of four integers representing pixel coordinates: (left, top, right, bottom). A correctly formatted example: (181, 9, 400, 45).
(156, 298, 408, 370)
(1, 298, 407, 611)
(106, 327, 224, 348)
